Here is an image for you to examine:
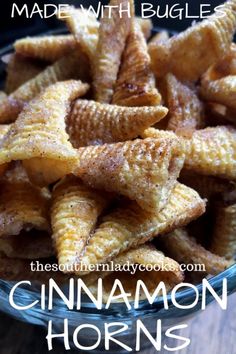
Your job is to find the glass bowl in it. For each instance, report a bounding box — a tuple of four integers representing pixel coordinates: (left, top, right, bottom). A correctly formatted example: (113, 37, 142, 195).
(0, 28, 236, 353)
(0, 265, 235, 352)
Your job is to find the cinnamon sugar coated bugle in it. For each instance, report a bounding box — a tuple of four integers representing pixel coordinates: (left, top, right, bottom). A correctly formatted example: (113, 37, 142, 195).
(67, 99, 168, 147)
(14, 35, 77, 62)
(74, 137, 185, 212)
(93, 0, 134, 102)
(51, 176, 110, 271)
(112, 19, 161, 106)
(0, 81, 89, 186)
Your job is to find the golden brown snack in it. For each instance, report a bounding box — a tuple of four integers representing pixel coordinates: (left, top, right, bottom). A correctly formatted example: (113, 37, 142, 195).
(4, 53, 46, 94)
(76, 183, 206, 273)
(112, 20, 161, 106)
(0, 81, 89, 186)
(14, 35, 77, 62)
(0, 166, 50, 238)
(58, 7, 99, 61)
(0, 52, 89, 123)
(200, 45, 236, 119)
(92, 244, 184, 301)
(0, 231, 54, 259)
(93, 0, 134, 102)
(51, 176, 110, 271)
(142, 127, 179, 140)
(149, 0, 236, 80)
(215, 43, 236, 76)
(202, 43, 236, 81)
(183, 126, 236, 180)
(144, 126, 236, 180)
(200, 75, 236, 111)
(148, 30, 169, 45)
(74, 137, 185, 212)
(67, 99, 168, 147)
(135, 17, 152, 40)
(211, 201, 236, 259)
(179, 170, 235, 199)
(159, 228, 231, 275)
(164, 74, 205, 136)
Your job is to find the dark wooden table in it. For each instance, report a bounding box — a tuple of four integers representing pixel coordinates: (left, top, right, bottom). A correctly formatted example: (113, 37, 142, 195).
(0, 293, 235, 354)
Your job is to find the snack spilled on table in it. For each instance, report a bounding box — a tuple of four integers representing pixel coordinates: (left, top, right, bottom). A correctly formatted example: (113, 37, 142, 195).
(0, 0, 235, 301)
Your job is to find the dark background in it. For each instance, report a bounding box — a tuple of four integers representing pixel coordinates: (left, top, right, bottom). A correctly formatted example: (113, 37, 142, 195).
(0, 0, 223, 47)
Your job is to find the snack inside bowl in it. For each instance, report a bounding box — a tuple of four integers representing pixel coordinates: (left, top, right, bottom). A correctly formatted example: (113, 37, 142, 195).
(0, 0, 236, 351)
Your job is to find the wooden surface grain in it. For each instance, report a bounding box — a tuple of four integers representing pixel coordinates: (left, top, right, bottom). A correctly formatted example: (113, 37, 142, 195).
(0, 293, 235, 354)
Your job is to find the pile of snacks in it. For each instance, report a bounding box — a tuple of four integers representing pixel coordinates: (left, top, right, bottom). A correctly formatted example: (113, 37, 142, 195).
(0, 0, 235, 299)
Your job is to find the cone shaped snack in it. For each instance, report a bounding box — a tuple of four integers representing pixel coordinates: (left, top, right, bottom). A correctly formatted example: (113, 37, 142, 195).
(51, 176, 111, 271)
(91, 244, 184, 301)
(93, 0, 134, 102)
(159, 228, 231, 275)
(217, 43, 236, 76)
(67, 99, 168, 147)
(144, 126, 236, 180)
(184, 126, 236, 179)
(0, 81, 89, 186)
(0, 231, 54, 259)
(4, 54, 46, 94)
(148, 31, 170, 45)
(201, 75, 236, 111)
(200, 45, 236, 111)
(58, 6, 99, 61)
(112, 20, 161, 106)
(211, 198, 236, 259)
(75, 183, 206, 274)
(149, 0, 236, 80)
(0, 52, 89, 123)
(164, 74, 205, 136)
(74, 137, 185, 212)
(201, 43, 236, 82)
(14, 35, 77, 62)
(0, 164, 50, 238)
(135, 17, 152, 40)
(142, 128, 180, 140)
